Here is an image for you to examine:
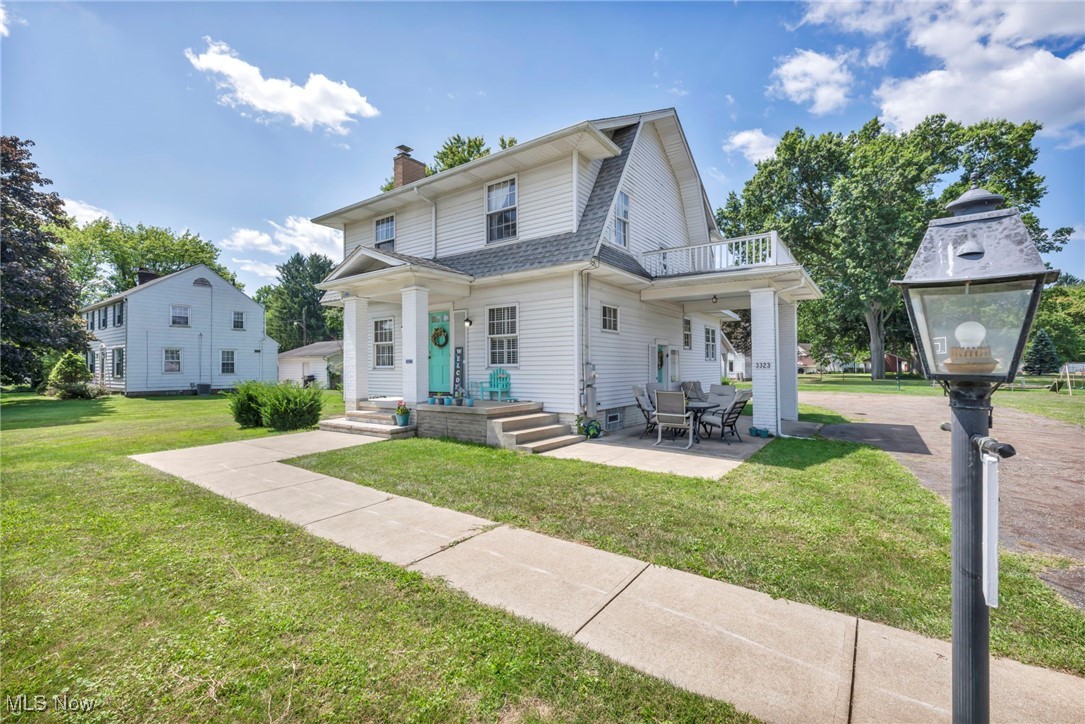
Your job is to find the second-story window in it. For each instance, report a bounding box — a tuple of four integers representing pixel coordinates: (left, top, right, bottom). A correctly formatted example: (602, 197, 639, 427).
(87, 313, 94, 331)
(232, 311, 245, 330)
(170, 304, 190, 327)
(615, 191, 630, 247)
(375, 216, 395, 251)
(486, 178, 517, 243)
(100, 307, 109, 329)
(115, 301, 124, 325)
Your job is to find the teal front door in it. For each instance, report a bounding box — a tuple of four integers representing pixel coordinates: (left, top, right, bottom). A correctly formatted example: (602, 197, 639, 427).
(428, 311, 451, 393)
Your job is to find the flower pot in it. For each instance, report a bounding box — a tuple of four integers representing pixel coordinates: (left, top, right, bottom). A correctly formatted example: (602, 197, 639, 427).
(758, 428, 770, 438)
(749, 426, 759, 437)
(465, 398, 475, 408)
(427, 396, 436, 405)
(394, 413, 410, 427)
(454, 398, 463, 406)
(443, 397, 453, 406)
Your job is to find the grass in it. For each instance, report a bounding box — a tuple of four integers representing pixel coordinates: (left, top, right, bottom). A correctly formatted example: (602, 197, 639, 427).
(295, 433, 1085, 676)
(784, 373, 1085, 426)
(1, 391, 749, 721)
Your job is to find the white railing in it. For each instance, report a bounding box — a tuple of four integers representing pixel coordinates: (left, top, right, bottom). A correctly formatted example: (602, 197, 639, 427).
(640, 231, 793, 277)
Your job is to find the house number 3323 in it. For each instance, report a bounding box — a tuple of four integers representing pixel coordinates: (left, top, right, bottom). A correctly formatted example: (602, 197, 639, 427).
(754, 362, 772, 369)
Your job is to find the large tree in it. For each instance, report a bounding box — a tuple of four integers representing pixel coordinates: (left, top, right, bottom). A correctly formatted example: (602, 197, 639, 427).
(258, 253, 340, 351)
(1032, 283, 1085, 363)
(54, 218, 240, 303)
(1, 137, 89, 384)
(720, 115, 1066, 379)
(380, 134, 517, 191)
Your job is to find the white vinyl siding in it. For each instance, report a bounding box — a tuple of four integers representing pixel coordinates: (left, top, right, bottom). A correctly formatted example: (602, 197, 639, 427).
(373, 318, 394, 369)
(577, 156, 603, 224)
(620, 121, 692, 256)
(486, 178, 517, 242)
(487, 304, 519, 366)
(170, 304, 190, 327)
(164, 348, 182, 373)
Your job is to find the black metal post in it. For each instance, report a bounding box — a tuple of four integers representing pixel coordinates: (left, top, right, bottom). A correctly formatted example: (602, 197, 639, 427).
(948, 381, 995, 724)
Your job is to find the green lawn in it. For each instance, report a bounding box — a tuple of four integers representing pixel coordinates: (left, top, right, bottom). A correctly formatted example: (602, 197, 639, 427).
(1, 392, 749, 721)
(785, 373, 1085, 426)
(294, 433, 1085, 676)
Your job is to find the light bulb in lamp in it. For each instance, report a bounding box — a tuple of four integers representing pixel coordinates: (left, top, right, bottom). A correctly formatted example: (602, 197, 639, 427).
(944, 320, 997, 374)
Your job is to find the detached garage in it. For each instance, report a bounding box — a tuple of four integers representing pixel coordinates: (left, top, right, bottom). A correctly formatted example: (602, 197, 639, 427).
(278, 340, 343, 389)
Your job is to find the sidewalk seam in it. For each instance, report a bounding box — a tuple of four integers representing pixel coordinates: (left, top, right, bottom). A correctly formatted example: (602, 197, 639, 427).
(847, 617, 859, 724)
(406, 524, 503, 567)
(572, 561, 651, 638)
(294, 496, 396, 527)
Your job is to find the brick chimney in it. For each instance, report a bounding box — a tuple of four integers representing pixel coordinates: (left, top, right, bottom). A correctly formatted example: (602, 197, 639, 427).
(393, 145, 427, 188)
(136, 268, 160, 286)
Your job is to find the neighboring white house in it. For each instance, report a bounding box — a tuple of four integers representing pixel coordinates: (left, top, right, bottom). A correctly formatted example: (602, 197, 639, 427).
(721, 332, 748, 381)
(314, 109, 820, 435)
(79, 265, 278, 395)
(279, 340, 343, 388)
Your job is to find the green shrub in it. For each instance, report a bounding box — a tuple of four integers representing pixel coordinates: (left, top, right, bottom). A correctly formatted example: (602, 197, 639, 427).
(47, 351, 93, 399)
(260, 382, 324, 431)
(227, 381, 270, 427)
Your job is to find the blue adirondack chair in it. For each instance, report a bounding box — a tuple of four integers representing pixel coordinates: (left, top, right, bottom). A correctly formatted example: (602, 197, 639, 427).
(480, 368, 512, 401)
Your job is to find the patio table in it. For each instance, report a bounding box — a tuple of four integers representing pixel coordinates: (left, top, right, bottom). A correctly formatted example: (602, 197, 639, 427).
(685, 401, 719, 443)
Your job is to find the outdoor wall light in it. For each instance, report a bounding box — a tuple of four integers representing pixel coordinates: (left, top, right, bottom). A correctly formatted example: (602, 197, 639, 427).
(464, 317, 472, 328)
(893, 180, 1058, 724)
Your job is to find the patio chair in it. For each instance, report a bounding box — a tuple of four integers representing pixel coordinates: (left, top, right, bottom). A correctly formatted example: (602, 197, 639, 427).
(480, 368, 512, 401)
(646, 381, 665, 403)
(701, 390, 752, 444)
(632, 385, 657, 438)
(700, 384, 736, 435)
(653, 391, 693, 450)
(680, 380, 709, 401)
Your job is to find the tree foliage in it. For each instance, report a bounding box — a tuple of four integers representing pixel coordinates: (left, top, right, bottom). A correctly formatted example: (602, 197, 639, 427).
(1, 137, 90, 384)
(1022, 328, 1060, 374)
(46, 350, 93, 398)
(54, 218, 240, 304)
(1033, 283, 1085, 363)
(718, 115, 1067, 379)
(379, 134, 518, 191)
(259, 253, 340, 352)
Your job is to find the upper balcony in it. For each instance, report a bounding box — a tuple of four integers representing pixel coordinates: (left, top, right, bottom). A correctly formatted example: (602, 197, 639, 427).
(639, 232, 797, 278)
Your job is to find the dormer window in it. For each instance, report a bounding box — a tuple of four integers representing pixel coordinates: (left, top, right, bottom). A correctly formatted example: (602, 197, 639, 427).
(375, 216, 395, 251)
(615, 191, 630, 247)
(486, 178, 517, 243)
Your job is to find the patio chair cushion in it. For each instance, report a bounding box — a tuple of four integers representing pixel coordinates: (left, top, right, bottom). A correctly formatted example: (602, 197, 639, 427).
(680, 380, 708, 401)
(702, 390, 751, 431)
(706, 384, 737, 409)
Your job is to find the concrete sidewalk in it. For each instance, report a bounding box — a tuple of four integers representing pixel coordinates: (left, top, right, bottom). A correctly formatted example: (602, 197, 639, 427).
(131, 431, 1084, 723)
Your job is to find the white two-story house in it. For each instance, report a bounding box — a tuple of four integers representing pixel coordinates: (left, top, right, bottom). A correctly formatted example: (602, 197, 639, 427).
(314, 108, 819, 436)
(80, 265, 278, 395)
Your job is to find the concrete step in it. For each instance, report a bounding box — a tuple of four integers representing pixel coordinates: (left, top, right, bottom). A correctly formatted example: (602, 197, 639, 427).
(493, 412, 559, 432)
(509, 424, 571, 445)
(319, 419, 415, 440)
(520, 434, 583, 454)
(346, 410, 396, 424)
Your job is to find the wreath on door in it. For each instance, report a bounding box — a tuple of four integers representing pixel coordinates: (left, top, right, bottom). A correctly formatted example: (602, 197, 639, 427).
(431, 326, 449, 348)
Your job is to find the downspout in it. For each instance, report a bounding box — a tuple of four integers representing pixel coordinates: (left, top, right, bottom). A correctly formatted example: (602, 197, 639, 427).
(576, 257, 599, 414)
(415, 187, 437, 258)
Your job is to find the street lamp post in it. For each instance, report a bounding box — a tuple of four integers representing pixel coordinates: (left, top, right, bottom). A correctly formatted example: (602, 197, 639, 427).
(893, 182, 1058, 724)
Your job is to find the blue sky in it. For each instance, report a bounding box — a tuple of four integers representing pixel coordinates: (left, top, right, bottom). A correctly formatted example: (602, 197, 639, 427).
(3, 1, 1082, 291)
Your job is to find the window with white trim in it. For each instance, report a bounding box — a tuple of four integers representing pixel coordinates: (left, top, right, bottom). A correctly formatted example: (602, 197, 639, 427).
(86, 351, 95, 373)
(113, 348, 125, 379)
(115, 301, 124, 326)
(486, 178, 517, 242)
(100, 307, 109, 329)
(602, 304, 619, 333)
(221, 350, 235, 374)
(232, 311, 245, 330)
(615, 191, 630, 247)
(373, 318, 394, 368)
(164, 348, 182, 373)
(487, 305, 519, 366)
(704, 326, 718, 361)
(170, 304, 190, 327)
(375, 216, 395, 250)
(682, 317, 692, 349)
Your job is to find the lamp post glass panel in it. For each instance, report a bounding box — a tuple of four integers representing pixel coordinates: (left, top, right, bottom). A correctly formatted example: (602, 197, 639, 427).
(894, 183, 1057, 724)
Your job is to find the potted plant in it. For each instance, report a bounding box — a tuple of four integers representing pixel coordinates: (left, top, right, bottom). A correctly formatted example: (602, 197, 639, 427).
(394, 400, 411, 427)
(443, 394, 453, 406)
(464, 393, 475, 408)
(427, 396, 437, 405)
(454, 391, 464, 406)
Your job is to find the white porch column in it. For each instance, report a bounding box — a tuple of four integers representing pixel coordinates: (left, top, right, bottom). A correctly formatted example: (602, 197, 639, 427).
(749, 288, 780, 436)
(342, 296, 369, 411)
(401, 286, 429, 405)
(777, 300, 799, 422)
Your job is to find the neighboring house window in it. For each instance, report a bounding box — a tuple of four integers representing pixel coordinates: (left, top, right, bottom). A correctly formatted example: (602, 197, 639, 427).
(86, 351, 95, 373)
(163, 348, 182, 373)
(704, 326, 718, 361)
(221, 350, 235, 375)
(232, 311, 245, 330)
(115, 301, 124, 325)
(728, 360, 735, 372)
(682, 318, 692, 350)
(373, 318, 394, 368)
(113, 349, 125, 379)
(87, 313, 94, 331)
(375, 216, 395, 250)
(602, 304, 620, 333)
(614, 191, 630, 247)
(170, 304, 190, 327)
(100, 307, 108, 329)
(486, 178, 517, 242)
(487, 305, 519, 366)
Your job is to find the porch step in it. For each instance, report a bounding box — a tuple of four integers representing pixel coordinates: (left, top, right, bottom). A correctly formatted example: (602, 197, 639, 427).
(346, 410, 396, 425)
(508, 424, 570, 445)
(492, 412, 559, 432)
(519, 434, 584, 454)
(318, 418, 416, 440)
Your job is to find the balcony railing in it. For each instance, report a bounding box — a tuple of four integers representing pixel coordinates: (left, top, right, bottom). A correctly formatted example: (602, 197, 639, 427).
(640, 232, 794, 278)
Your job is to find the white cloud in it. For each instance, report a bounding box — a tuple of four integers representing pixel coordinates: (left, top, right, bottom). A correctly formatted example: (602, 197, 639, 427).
(184, 37, 378, 135)
(61, 198, 113, 225)
(706, 166, 729, 183)
(864, 41, 891, 68)
(667, 82, 689, 97)
(769, 49, 854, 114)
(0, 3, 27, 37)
(230, 258, 279, 279)
(724, 94, 735, 106)
(219, 216, 342, 260)
(802, 2, 1085, 141)
(723, 129, 780, 164)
